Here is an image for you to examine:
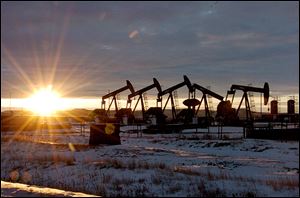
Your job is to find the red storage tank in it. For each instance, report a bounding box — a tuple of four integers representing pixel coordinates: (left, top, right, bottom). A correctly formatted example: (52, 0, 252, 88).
(287, 100, 295, 114)
(270, 100, 278, 114)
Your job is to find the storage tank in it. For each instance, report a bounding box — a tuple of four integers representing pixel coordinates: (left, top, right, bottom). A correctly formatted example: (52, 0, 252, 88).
(287, 100, 295, 114)
(270, 100, 278, 114)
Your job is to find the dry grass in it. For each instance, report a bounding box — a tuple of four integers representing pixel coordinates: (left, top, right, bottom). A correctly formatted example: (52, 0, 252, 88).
(128, 160, 137, 170)
(141, 161, 149, 169)
(187, 179, 226, 197)
(151, 173, 162, 185)
(96, 158, 168, 171)
(173, 165, 298, 192)
(167, 182, 182, 194)
(132, 184, 150, 197)
(232, 191, 256, 197)
(2, 133, 298, 197)
(152, 162, 167, 170)
(101, 173, 113, 184)
(174, 166, 201, 176)
(207, 170, 215, 180)
(265, 177, 299, 190)
(138, 178, 146, 183)
(52, 153, 75, 165)
(4, 152, 75, 166)
(94, 184, 107, 197)
(218, 171, 230, 180)
(110, 177, 150, 197)
(29, 153, 76, 165)
(112, 177, 135, 187)
(186, 167, 298, 192)
(108, 159, 125, 169)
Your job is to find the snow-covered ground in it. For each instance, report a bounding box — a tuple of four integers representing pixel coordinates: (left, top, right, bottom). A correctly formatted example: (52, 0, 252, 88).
(1, 126, 299, 197)
(1, 181, 100, 197)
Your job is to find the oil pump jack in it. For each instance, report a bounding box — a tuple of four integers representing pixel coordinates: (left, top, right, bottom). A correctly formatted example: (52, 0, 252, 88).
(127, 78, 162, 121)
(192, 84, 224, 124)
(158, 75, 193, 121)
(225, 82, 269, 122)
(101, 80, 135, 116)
(178, 84, 223, 125)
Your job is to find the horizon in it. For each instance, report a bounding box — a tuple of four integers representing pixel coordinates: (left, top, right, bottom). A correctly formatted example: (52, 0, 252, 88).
(2, 94, 299, 114)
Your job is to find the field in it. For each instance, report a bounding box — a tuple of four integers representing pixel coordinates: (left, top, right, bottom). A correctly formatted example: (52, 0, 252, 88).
(1, 126, 299, 197)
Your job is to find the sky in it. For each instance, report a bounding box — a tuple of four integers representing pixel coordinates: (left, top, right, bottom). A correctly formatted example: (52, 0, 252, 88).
(1, 1, 299, 108)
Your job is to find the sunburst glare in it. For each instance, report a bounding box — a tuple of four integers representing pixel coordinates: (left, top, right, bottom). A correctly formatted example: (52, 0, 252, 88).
(26, 85, 66, 116)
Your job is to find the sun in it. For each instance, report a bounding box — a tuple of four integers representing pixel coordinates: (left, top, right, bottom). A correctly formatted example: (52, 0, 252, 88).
(26, 85, 64, 116)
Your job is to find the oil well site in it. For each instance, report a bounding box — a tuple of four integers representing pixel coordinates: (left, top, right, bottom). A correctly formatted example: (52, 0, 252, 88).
(1, 76, 299, 197)
(1, 1, 299, 197)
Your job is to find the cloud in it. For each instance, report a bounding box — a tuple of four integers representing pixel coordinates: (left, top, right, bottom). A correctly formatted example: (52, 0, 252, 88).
(1, 1, 299, 98)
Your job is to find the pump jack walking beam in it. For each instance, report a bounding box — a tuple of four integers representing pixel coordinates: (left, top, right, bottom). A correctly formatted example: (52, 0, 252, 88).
(158, 75, 193, 120)
(101, 80, 135, 115)
(193, 83, 224, 118)
(229, 82, 269, 121)
(127, 78, 162, 120)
